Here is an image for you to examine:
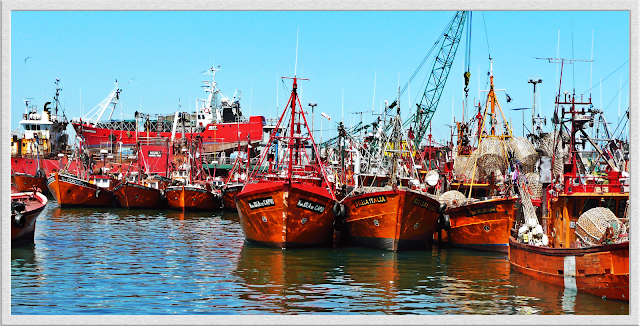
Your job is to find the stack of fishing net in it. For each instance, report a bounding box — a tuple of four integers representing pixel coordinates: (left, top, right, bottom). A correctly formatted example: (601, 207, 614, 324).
(476, 137, 508, 176)
(508, 137, 539, 173)
(516, 176, 547, 247)
(539, 131, 570, 178)
(525, 172, 543, 199)
(576, 207, 627, 246)
(438, 190, 467, 208)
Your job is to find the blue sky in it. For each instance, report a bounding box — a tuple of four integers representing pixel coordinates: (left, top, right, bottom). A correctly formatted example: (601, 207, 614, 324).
(11, 11, 630, 145)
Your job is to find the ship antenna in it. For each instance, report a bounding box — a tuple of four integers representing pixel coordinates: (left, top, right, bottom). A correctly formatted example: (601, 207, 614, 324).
(294, 26, 299, 77)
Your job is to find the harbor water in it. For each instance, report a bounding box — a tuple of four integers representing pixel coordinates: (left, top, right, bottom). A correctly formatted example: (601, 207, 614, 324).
(11, 202, 629, 315)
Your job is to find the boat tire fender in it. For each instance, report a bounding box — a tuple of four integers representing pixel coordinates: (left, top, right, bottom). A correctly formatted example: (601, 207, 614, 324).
(438, 203, 447, 214)
(13, 213, 26, 228)
(441, 214, 451, 231)
(333, 203, 341, 217)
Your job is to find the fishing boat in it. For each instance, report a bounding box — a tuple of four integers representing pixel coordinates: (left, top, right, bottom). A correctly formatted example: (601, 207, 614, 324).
(11, 190, 48, 245)
(71, 67, 264, 152)
(440, 60, 520, 252)
(165, 137, 222, 212)
(47, 145, 118, 207)
(235, 76, 337, 248)
(113, 138, 172, 209)
(509, 60, 629, 301)
(11, 79, 70, 193)
(221, 140, 253, 210)
(338, 100, 442, 251)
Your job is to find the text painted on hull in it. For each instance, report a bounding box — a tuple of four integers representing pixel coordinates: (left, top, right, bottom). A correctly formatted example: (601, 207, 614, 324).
(354, 195, 387, 208)
(296, 199, 325, 214)
(468, 205, 497, 216)
(412, 198, 437, 211)
(248, 197, 275, 210)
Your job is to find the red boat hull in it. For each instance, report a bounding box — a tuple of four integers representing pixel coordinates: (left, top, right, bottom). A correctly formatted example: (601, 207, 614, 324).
(47, 173, 115, 207)
(114, 182, 166, 209)
(444, 197, 516, 252)
(235, 182, 336, 248)
(509, 236, 629, 301)
(166, 185, 221, 211)
(73, 116, 265, 149)
(12, 173, 49, 194)
(11, 192, 48, 245)
(343, 189, 441, 251)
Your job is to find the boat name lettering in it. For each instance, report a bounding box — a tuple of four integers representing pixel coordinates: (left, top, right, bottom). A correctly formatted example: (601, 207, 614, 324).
(296, 199, 325, 214)
(248, 197, 275, 210)
(468, 206, 497, 216)
(148, 151, 163, 158)
(412, 198, 436, 211)
(81, 129, 97, 133)
(207, 125, 218, 131)
(59, 175, 91, 188)
(354, 195, 387, 208)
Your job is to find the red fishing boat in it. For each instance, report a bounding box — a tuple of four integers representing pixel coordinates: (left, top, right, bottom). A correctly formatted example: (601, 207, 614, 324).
(47, 172, 117, 208)
(338, 103, 441, 251)
(221, 140, 253, 210)
(440, 59, 519, 251)
(165, 137, 222, 212)
(235, 76, 337, 248)
(47, 145, 118, 208)
(11, 190, 48, 245)
(113, 138, 172, 209)
(509, 60, 629, 301)
(71, 68, 264, 152)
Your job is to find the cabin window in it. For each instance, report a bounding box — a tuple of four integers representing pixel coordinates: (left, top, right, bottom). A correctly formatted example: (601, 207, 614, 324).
(380, 179, 388, 187)
(368, 178, 376, 187)
(583, 198, 600, 213)
(617, 199, 627, 219)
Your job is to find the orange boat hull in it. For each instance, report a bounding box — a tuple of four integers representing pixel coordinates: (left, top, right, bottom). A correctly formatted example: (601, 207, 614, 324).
(114, 182, 167, 209)
(509, 236, 629, 301)
(343, 189, 441, 251)
(235, 182, 336, 248)
(11, 192, 48, 245)
(12, 173, 49, 194)
(444, 197, 515, 252)
(46, 173, 115, 207)
(166, 185, 221, 211)
(222, 184, 243, 211)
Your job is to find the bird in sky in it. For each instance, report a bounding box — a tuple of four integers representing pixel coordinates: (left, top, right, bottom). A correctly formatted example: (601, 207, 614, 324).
(24, 56, 30, 63)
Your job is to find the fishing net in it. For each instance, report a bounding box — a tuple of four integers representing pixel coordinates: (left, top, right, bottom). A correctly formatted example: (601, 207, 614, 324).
(539, 131, 570, 178)
(576, 207, 625, 246)
(438, 190, 467, 208)
(525, 172, 543, 199)
(508, 137, 539, 167)
(452, 152, 469, 180)
(476, 137, 508, 175)
(465, 150, 486, 181)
